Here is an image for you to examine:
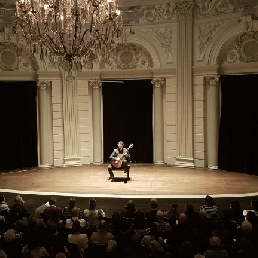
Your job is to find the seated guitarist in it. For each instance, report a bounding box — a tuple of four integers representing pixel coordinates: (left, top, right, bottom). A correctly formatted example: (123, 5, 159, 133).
(108, 141, 131, 179)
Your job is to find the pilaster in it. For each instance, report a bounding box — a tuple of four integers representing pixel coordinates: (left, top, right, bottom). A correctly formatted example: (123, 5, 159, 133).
(206, 75, 220, 169)
(37, 80, 53, 168)
(90, 80, 103, 164)
(175, 0, 195, 168)
(152, 78, 165, 164)
(62, 72, 82, 167)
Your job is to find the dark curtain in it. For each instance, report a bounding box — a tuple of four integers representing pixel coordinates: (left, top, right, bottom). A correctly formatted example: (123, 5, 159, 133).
(0, 81, 38, 171)
(102, 80, 153, 163)
(218, 74, 258, 175)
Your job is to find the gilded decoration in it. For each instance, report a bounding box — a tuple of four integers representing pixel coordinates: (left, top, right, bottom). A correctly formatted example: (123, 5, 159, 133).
(175, 1, 194, 20)
(122, 3, 175, 24)
(140, 28, 173, 63)
(37, 81, 51, 90)
(100, 43, 154, 70)
(197, 20, 229, 61)
(0, 42, 37, 71)
(151, 78, 165, 88)
(219, 31, 258, 64)
(89, 80, 102, 89)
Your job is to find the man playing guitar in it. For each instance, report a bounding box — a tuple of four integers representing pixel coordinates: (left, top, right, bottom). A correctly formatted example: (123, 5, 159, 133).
(108, 141, 132, 180)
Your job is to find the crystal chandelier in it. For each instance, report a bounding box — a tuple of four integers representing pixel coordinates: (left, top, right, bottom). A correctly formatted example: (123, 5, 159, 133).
(15, 0, 124, 73)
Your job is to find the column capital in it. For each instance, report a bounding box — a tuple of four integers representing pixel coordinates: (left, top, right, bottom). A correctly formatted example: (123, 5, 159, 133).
(175, 1, 194, 20)
(206, 76, 220, 86)
(151, 78, 165, 88)
(89, 80, 102, 89)
(37, 81, 51, 90)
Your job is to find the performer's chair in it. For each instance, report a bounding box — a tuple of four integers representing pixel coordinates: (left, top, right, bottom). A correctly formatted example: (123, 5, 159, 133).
(110, 164, 130, 183)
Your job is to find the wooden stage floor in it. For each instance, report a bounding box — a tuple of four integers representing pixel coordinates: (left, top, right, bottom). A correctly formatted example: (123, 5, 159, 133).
(1, 164, 258, 216)
(1, 164, 258, 197)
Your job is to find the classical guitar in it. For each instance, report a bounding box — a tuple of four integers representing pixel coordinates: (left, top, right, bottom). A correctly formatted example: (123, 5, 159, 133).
(111, 143, 133, 168)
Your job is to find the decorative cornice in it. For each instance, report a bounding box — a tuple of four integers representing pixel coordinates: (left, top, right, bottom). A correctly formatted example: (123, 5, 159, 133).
(37, 81, 51, 90)
(151, 78, 165, 88)
(89, 80, 102, 89)
(206, 76, 219, 86)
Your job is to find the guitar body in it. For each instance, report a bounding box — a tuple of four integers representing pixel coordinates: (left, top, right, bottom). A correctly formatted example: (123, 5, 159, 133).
(110, 143, 133, 169)
(111, 154, 124, 168)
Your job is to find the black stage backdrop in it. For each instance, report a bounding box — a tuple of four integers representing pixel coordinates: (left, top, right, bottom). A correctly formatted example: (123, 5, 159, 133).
(102, 80, 153, 163)
(0, 81, 38, 171)
(218, 74, 258, 175)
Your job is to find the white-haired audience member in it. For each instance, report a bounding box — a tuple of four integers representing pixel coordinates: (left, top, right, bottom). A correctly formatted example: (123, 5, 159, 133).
(0, 250, 7, 258)
(203, 236, 228, 258)
(90, 220, 114, 245)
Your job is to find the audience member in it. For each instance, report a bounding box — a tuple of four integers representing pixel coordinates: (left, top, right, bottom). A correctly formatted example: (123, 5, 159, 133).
(8, 195, 30, 223)
(149, 240, 171, 258)
(43, 197, 63, 227)
(83, 198, 106, 219)
(145, 198, 159, 226)
(65, 207, 86, 229)
(165, 203, 180, 222)
(134, 210, 149, 236)
(122, 232, 148, 258)
(184, 203, 199, 229)
(141, 222, 163, 247)
(230, 200, 244, 223)
(200, 195, 218, 219)
(0, 251, 7, 258)
(67, 220, 88, 255)
(156, 210, 171, 235)
(121, 200, 136, 219)
(203, 236, 228, 258)
(90, 220, 114, 245)
(0, 195, 9, 221)
(2, 228, 23, 258)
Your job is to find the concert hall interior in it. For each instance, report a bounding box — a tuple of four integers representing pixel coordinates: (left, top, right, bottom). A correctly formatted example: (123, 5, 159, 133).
(1, 2, 258, 256)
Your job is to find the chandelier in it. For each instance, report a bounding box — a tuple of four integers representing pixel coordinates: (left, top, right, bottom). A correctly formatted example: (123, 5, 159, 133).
(14, 0, 124, 74)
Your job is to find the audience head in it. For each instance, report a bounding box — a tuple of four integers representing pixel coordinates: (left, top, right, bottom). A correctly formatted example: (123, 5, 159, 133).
(107, 240, 117, 252)
(13, 194, 24, 205)
(131, 233, 142, 247)
(0, 251, 7, 258)
(178, 213, 188, 223)
(210, 236, 221, 247)
(0, 194, 5, 202)
(204, 195, 215, 206)
(89, 198, 97, 209)
(241, 220, 252, 234)
(156, 210, 165, 221)
(150, 240, 163, 252)
(150, 198, 159, 209)
(125, 200, 136, 212)
(199, 209, 208, 218)
(149, 222, 159, 235)
(98, 220, 107, 230)
(49, 197, 56, 205)
(186, 203, 195, 213)
(71, 207, 80, 217)
(55, 253, 66, 258)
(171, 203, 178, 210)
(179, 241, 194, 258)
(68, 198, 75, 208)
(4, 229, 16, 243)
(72, 220, 81, 233)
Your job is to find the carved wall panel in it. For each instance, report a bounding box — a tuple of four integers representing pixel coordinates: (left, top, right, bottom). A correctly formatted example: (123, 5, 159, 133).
(218, 31, 258, 64)
(0, 42, 38, 71)
(139, 28, 173, 64)
(197, 20, 230, 61)
(99, 43, 154, 70)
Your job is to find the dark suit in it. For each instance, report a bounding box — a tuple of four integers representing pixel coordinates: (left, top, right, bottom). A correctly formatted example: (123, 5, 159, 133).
(108, 148, 131, 178)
